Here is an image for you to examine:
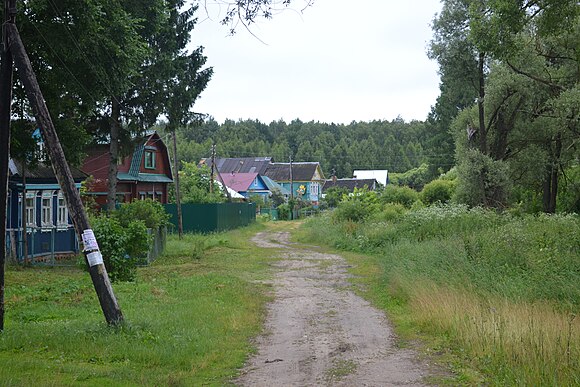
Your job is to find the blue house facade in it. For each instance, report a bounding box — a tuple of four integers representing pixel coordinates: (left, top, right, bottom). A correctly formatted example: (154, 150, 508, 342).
(263, 162, 325, 204)
(6, 159, 86, 263)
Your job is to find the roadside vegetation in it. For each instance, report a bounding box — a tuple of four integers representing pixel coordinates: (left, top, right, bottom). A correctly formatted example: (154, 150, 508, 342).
(0, 222, 277, 385)
(296, 189, 579, 385)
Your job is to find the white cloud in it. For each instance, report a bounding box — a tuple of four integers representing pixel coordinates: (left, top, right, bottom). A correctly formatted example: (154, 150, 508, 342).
(191, 0, 442, 124)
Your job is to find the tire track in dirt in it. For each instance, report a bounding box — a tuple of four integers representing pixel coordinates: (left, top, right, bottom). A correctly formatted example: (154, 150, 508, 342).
(236, 231, 432, 386)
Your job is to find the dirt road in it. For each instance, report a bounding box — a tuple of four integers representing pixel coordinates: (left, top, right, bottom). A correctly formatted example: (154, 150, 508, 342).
(236, 231, 433, 386)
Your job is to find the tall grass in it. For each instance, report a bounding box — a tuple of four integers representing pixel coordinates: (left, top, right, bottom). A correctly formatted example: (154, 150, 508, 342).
(299, 205, 580, 385)
(402, 282, 578, 385)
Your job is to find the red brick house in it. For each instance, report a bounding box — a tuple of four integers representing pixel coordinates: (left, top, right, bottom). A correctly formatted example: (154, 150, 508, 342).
(81, 132, 173, 207)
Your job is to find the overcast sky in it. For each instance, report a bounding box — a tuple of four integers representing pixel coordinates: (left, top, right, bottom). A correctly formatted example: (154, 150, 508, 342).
(190, 0, 443, 124)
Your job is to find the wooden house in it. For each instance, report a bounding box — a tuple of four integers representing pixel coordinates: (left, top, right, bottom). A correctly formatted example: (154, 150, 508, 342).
(263, 162, 325, 204)
(220, 172, 290, 203)
(203, 157, 324, 204)
(6, 159, 86, 262)
(81, 132, 173, 207)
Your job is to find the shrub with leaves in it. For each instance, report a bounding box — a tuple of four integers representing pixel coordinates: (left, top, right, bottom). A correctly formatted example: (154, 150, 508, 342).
(389, 163, 430, 190)
(113, 199, 170, 229)
(323, 186, 349, 208)
(455, 149, 511, 209)
(89, 215, 150, 282)
(380, 185, 419, 208)
(333, 187, 379, 222)
(421, 179, 456, 205)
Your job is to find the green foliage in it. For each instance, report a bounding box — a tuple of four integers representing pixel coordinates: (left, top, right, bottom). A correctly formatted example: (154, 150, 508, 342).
(178, 162, 226, 204)
(368, 203, 406, 223)
(277, 203, 291, 220)
(380, 185, 419, 208)
(389, 163, 430, 190)
(249, 194, 266, 207)
(15, 0, 147, 163)
(90, 215, 150, 282)
(113, 199, 170, 229)
(455, 149, 511, 209)
(333, 188, 379, 222)
(558, 164, 580, 213)
(323, 186, 349, 208)
(301, 205, 580, 307)
(333, 201, 369, 223)
(269, 188, 287, 207)
(421, 179, 456, 205)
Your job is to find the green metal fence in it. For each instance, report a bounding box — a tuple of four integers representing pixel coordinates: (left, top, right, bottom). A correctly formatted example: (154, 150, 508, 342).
(163, 203, 256, 233)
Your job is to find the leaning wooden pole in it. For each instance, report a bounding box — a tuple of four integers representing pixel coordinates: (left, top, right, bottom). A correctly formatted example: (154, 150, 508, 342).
(6, 23, 124, 325)
(0, 0, 16, 331)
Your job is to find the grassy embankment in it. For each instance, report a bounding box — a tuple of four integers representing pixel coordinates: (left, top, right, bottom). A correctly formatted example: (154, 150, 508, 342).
(0, 221, 282, 386)
(296, 205, 579, 385)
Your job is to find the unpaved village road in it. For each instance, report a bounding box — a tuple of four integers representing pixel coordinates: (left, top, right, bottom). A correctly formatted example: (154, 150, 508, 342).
(235, 231, 433, 387)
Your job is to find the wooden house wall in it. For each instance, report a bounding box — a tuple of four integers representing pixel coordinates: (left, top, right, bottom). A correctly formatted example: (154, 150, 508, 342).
(6, 187, 79, 260)
(141, 138, 170, 177)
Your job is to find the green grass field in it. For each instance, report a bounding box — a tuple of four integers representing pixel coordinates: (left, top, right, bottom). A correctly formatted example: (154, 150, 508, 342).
(0, 221, 281, 386)
(296, 206, 580, 385)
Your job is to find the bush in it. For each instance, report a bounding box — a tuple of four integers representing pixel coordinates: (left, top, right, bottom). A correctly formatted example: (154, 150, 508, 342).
(389, 163, 430, 190)
(113, 199, 170, 229)
(332, 187, 380, 222)
(333, 201, 369, 222)
(455, 149, 511, 209)
(323, 186, 349, 208)
(368, 203, 407, 222)
(277, 203, 291, 220)
(380, 185, 419, 208)
(89, 215, 150, 282)
(421, 179, 456, 205)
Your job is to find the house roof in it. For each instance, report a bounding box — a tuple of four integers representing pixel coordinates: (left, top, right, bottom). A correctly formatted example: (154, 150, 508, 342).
(220, 172, 260, 192)
(352, 170, 389, 186)
(9, 159, 87, 182)
(261, 175, 291, 196)
(202, 157, 272, 174)
(83, 131, 173, 183)
(263, 162, 324, 182)
(127, 132, 173, 182)
(117, 172, 173, 183)
(322, 178, 379, 193)
(214, 180, 245, 199)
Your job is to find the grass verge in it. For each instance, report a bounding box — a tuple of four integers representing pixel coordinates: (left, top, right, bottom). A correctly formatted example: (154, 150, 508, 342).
(295, 207, 579, 385)
(0, 221, 274, 386)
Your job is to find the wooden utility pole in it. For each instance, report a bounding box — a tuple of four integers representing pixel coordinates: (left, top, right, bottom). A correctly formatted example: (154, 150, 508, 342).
(6, 23, 124, 325)
(107, 98, 121, 212)
(289, 155, 294, 220)
(0, 0, 16, 331)
(289, 155, 294, 200)
(171, 128, 183, 239)
(209, 144, 216, 194)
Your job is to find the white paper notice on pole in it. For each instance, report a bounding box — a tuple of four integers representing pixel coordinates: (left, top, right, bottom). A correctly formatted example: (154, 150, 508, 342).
(86, 251, 104, 267)
(82, 229, 99, 252)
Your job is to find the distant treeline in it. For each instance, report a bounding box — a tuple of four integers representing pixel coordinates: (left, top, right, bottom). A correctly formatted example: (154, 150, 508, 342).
(167, 117, 450, 179)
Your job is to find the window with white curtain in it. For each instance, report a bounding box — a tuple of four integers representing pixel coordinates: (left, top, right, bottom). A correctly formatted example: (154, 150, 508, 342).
(41, 191, 53, 227)
(25, 191, 36, 227)
(57, 192, 68, 227)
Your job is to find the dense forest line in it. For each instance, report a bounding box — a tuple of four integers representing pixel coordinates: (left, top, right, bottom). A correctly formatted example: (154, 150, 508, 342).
(166, 117, 448, 178)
